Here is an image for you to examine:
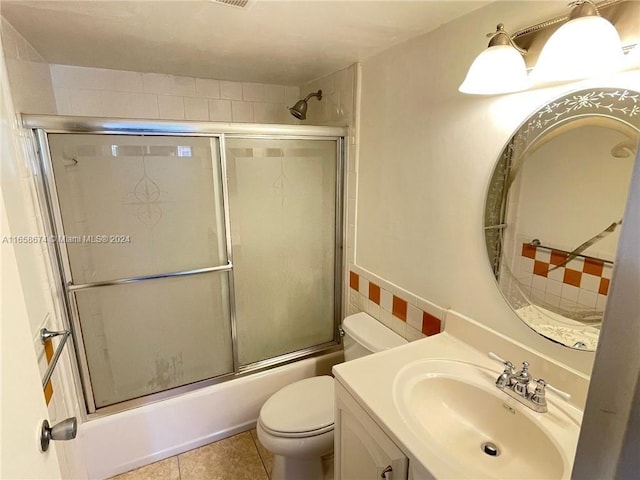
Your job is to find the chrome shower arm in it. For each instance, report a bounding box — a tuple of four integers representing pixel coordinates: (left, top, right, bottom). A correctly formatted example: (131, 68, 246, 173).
(304, 90, 323, 102)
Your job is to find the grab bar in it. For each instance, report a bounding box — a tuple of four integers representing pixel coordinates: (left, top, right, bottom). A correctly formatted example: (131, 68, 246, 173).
(41, 328, 71, 388)
(67, 262, 233, 291)
(527, 240, 614, 266)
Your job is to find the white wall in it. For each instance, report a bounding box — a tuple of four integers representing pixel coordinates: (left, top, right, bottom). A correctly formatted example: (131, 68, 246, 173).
(1, 17, 87, 479)
(51, 64, 300, 124)
(355, 0, 640, 374)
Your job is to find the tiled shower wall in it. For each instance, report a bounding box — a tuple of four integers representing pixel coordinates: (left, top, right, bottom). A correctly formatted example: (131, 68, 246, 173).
(51, 63, 301, 124)
(1, 17, 56, 114)
(517, 243, 612, 312)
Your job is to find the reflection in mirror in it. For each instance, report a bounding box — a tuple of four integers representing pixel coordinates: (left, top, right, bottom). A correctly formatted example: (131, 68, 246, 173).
(485, 88, 640, 351)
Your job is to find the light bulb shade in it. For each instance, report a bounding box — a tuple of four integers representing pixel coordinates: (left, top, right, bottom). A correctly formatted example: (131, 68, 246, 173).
(459, 45, 530, 95)
(533, 16, 624, 83)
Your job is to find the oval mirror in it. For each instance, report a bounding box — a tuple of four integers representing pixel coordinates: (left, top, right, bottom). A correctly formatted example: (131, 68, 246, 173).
(484, 88, 640, 351)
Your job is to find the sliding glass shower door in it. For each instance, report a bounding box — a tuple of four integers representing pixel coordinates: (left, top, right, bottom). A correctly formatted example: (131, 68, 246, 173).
(226, 138, 338, 366)
(34, 120, 344, 414)
(47, 134, 233, 408)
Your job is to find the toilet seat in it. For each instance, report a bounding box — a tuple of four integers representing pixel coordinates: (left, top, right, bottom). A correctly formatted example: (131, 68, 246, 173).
(259, 376, 334, 438)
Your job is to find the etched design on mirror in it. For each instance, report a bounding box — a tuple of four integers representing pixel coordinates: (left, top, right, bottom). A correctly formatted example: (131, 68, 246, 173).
(484, 88, 640, 351)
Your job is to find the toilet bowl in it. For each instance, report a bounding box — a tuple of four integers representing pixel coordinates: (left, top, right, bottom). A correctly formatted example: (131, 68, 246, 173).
(257, 312, 407, 480)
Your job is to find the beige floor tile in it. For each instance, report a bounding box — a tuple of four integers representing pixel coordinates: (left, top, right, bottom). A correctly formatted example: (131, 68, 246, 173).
(179, 431, 268, 480)
(109, 456, 179, 480)
(250, 428, 274, 478)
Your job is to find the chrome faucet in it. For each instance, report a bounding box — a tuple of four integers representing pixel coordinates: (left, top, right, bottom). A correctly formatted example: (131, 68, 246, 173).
(488, 352, 571, 413)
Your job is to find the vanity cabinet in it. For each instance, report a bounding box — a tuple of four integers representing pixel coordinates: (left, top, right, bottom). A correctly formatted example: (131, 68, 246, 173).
(335, 382, 409, 480)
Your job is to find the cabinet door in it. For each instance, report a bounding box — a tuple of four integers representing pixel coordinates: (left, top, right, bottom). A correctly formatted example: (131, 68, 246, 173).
(336, 383, 408, 480)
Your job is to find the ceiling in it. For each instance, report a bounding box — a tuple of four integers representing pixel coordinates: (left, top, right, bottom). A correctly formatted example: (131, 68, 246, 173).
(0, 0, 490, 85)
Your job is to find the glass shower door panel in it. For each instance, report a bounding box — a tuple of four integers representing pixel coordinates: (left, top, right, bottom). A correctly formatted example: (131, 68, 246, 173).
(74, 273, 233, 408)
(48, 134, 227, 284)
(47, 134, 233, 408)
(226, 138, 337, 366)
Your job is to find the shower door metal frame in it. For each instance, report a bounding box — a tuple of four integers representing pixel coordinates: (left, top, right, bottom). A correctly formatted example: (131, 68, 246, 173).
(25, 115, 347, 416)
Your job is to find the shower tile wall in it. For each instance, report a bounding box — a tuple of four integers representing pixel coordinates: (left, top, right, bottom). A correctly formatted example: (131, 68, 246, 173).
(0, 17, 56, 114)
(50, 64, 301, 123)
(516, 243, 611, 312)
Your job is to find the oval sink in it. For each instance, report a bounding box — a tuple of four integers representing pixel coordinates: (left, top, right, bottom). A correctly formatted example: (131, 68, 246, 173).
(393, 359, 579, 479)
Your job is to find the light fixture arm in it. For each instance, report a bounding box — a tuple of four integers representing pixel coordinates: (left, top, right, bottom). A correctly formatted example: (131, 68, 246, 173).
(510, 0, 620, 41)
(487, 24, 527, 55)
(568, 0, 600, 19)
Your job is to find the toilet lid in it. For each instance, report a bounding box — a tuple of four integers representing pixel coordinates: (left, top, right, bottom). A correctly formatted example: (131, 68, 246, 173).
(342, 312, 408, 352)
(260, 376, 334, 436)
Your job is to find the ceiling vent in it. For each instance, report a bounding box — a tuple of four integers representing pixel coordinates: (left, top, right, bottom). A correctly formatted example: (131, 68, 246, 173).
(210, 0, 253, 8)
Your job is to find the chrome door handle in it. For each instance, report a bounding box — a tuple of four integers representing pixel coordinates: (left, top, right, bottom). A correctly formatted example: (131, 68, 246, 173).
(381, 465, 392, 479)
(40, 417, 77, 452)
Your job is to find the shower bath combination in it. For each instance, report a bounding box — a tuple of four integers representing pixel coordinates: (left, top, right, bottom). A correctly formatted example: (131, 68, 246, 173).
(289, 89, 323, 120)
(27, 115, 345, 414)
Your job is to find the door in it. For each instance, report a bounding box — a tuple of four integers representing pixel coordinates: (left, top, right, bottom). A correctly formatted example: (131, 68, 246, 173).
(0, 42, 62, 479)
(44, 134, 234, 411)
(1, 194, 62, 479)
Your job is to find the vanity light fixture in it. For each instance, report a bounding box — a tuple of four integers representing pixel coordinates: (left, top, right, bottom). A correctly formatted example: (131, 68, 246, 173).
(458, 24, 530, 95)
(459, 0, 631, 95)
(533, 0, 624, 82)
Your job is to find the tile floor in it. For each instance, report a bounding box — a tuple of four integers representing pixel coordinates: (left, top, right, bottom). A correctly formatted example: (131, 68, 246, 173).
(110, 429, 274, 480)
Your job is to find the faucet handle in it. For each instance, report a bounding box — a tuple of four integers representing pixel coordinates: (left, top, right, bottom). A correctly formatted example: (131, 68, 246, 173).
(534, 378, 572, 402)
(489, 352, 515, 388)
(488, 352, 514, 370)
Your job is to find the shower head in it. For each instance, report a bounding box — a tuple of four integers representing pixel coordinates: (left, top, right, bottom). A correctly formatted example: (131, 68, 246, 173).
(289, 90, 322, 120)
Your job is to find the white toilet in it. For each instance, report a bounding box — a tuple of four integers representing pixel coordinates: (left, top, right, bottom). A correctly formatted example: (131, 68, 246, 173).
(257, 312, 408, 480)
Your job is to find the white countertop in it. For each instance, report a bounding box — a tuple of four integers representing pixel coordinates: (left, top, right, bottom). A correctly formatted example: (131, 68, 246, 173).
(333, 313, 586, 479)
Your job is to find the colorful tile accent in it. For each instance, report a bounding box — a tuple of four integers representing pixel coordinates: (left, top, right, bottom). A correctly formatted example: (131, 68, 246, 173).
(584, 257, 604, 277)
(517, 243, 613, 312)
(422, 312, 441, 336)
(349, 271, 359, 291)
(347, 267, 444, 341)
(533, 261, 549, 277)
(44, 339, 54, 405)
(563, 269, 582, 288)
(522, 243, 537, 259)
(392, 295, 407, 321)
(550, 250, 568, 266)
(521, 243, 612, 294)
(368, 282, 380, 305)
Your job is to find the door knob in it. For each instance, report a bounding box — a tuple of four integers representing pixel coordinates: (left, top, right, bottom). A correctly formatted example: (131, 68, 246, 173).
(40, 417, 77, 452)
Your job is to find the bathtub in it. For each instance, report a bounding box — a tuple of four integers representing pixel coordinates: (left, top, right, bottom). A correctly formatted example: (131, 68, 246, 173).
(80, 350, 343, 479)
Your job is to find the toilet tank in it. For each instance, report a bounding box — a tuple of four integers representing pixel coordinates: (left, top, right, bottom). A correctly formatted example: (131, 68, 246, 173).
(341, 312, 408, 361)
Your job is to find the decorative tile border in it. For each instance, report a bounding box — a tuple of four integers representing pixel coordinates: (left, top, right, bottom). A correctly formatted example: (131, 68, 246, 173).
(518, 243, 612, 311)
(347, 265, 445, 342)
